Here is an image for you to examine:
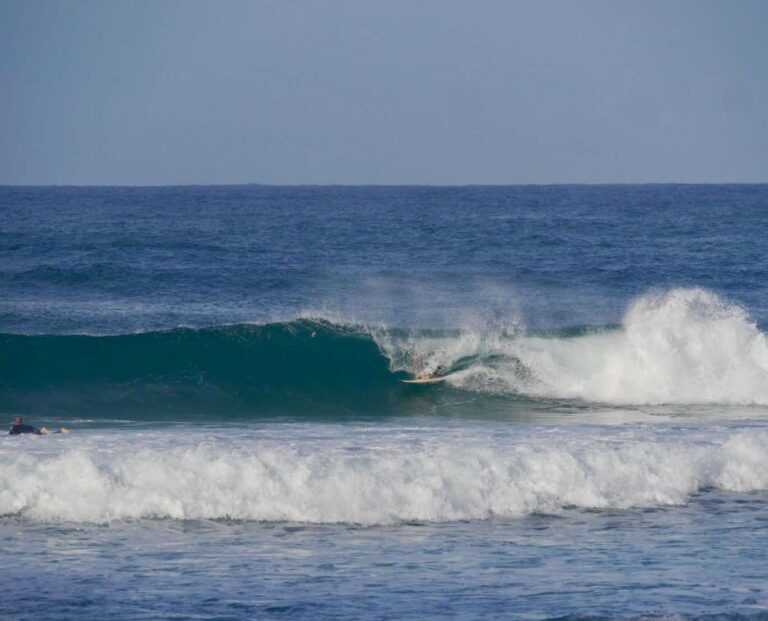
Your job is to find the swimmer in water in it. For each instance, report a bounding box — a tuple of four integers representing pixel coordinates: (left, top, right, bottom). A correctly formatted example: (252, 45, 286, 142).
(8, 416, 69, 435)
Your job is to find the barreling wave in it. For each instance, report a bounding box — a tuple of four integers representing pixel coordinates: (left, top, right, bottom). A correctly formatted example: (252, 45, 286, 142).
(0, 319, 410, 418)
(2, 288, 768, 418)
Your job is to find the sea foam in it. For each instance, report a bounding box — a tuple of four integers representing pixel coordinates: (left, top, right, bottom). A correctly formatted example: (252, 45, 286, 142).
(385, 288, 768, 405)
(2, 425, 767, 524)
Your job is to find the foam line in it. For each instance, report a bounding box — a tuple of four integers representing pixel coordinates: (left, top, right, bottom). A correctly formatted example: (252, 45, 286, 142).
(2, 429, 767, 524)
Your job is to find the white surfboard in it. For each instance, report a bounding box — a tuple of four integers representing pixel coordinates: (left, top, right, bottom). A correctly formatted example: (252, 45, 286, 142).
(401, 376, 449, 384)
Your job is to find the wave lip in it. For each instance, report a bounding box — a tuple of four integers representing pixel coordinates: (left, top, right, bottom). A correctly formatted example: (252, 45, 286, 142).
(2, 430, 768, 524)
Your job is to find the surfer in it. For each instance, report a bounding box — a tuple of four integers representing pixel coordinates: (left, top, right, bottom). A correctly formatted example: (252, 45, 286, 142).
(8, 416, 69, 435)
(410, 352, 450, 381)
(415, 365, 449, 380)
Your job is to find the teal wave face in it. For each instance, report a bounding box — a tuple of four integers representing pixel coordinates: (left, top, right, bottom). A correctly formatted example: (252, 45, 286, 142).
(0, 320, 419, 419)
(8, 287, 763, 422)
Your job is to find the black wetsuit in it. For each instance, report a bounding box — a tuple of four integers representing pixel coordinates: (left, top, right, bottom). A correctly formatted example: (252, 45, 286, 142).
(9, 424, 41, 435)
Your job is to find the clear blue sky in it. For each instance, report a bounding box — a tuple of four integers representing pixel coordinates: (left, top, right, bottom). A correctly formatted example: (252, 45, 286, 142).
(2, 0, 767, 185)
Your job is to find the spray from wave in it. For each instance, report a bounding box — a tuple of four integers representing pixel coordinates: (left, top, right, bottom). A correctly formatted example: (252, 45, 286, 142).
(431, 288, 768, 405)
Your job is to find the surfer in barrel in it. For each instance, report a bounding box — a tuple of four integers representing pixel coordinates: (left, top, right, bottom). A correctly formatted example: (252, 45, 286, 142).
(8, 416, 69, 435)
(410, 353, 450, 382)
(416, 364, 449, 380)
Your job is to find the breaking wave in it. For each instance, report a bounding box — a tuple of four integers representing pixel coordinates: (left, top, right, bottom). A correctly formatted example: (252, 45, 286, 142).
(2, 427, 767, 524)
(2, 288, 768, 417)
(436, 288, 768, 405)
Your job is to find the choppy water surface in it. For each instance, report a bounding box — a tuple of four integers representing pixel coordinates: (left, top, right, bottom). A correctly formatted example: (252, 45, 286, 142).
(4, 497, 768, 620)
(2, 185, 768, 619)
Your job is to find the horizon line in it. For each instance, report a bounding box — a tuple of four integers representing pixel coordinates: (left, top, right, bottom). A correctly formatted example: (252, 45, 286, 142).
(2, 181, 767, 189)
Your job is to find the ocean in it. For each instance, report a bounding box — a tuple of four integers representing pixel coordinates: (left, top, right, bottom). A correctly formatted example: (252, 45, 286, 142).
(1, 184, 768, 620)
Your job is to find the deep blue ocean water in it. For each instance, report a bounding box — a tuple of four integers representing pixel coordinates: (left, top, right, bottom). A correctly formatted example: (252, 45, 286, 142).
(2, 184, 768, 620)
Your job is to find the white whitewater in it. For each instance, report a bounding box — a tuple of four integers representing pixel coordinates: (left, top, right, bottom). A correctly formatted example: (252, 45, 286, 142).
(2, 423, 768, 524)
(376, 288, 768, 405)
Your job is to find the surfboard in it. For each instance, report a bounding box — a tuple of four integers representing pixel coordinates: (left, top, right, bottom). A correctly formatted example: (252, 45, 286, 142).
(401, 376, 449, 384)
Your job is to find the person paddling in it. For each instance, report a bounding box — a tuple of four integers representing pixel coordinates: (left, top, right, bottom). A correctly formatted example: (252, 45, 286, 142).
(8, 416, 69, 435)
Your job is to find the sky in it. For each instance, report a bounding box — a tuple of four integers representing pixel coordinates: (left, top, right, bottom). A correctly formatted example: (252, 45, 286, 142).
(1, 0, 767, 185)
